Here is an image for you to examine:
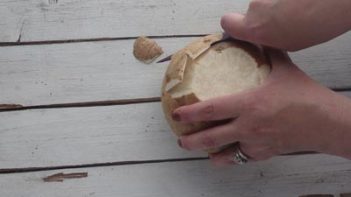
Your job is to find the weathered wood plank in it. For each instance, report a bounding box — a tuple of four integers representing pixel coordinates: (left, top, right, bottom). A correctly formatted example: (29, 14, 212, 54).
(1, 154, 351, 197)
(0, 0, 248, 42)
(0, 102, 205, 169)
(0, 37, 187, 106)
(0, 91, 350, 169)
(291, 32, 351, 90)
(1, 34, 351, 106)
(342, 91, 351, 97)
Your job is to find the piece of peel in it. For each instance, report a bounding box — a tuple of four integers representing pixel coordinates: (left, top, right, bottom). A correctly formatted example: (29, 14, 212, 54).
(164, 33, 223, 92)
(133, 36, 163, 64)
(184, 34, 223, 59)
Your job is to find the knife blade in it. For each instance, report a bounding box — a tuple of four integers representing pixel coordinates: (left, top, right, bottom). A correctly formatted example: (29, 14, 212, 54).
(157, 32, 235, 63)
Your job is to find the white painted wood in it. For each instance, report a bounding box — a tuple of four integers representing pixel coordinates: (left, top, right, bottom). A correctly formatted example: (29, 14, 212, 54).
(0, 37, 189, 106)
(291, 32, 351, 89)
(0, 0, 249, 42)
(1, 34, 351, 106)
(0, 91, 350, 169)
(0, 102, 205, 169)
(0, 1, 349, 195)
(1, 154, 351, 197)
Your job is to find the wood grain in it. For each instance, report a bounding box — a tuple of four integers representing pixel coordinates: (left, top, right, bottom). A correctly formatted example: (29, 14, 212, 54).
(299, 195, 334, 197)
(291, 32, 351, 91)
(0, 0, 248, 42)
(1, 154, 351, 197)
(0, 91, 350, 169)
(1, 0, 350, 195)
(1, 34, 351, 106)
(0, 37, 186, 106)
(0, 102, 205, 169)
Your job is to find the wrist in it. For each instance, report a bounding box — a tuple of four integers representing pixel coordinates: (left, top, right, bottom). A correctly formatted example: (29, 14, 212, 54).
(336, 0, 351, 29)
(318, 92, 351, 159)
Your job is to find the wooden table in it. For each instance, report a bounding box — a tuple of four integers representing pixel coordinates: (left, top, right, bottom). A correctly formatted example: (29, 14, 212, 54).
(1, 1, 351, 196)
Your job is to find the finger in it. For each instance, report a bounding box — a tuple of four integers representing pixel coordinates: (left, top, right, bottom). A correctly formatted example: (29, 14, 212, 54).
(210, 143, 274, 166)
(172, 93, 248, 123)
(209, 146, 239, 166)
(221, 13, 251, 41)
(179, 121, 241, 151)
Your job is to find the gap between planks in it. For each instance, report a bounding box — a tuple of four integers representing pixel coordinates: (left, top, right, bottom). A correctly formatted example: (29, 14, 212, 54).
(1, 155, 351, 197)
(0, 150, 316, 174)
(0, 34, 207, 47)
(1, 89, 351, 112)
(1, 32, 351, 106)
(0, 97, 160, 112)
(0, 157, 209, 174)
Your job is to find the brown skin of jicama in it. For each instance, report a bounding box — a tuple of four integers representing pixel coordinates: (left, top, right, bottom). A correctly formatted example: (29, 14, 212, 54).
(173, 0, 351, 166)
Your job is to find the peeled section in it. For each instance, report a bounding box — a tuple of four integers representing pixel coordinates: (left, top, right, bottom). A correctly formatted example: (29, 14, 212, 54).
(161, 34, 270, 152)
(172, 42, 269, 101)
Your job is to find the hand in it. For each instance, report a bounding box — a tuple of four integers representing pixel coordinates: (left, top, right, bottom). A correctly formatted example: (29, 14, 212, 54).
(221, 0, 351, 51)
(173, 48, 351, 166)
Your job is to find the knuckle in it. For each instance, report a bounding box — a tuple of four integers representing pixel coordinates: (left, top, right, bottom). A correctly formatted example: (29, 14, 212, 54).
(245, 13, 271, 43)
(229, 121, 242, 138)
(246, 22, 268, 43)
(242, 95, 260, 113)
(174, 107, 187, 120)
(250, 125, 264, 137)
(241, 95, 254, 110)
(200, 133, 217, 149)
(200, 102, 215, 120)
(179, 138, 190, 150)
(243, 92, 270, 116)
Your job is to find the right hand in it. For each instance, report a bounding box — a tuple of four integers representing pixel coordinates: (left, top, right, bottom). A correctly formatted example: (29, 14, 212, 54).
(221, 0, 351, 51)
(174, 48, 351, 165)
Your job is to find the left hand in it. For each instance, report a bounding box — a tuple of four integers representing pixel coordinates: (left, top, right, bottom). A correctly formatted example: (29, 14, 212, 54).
(172, 48, 351, 166)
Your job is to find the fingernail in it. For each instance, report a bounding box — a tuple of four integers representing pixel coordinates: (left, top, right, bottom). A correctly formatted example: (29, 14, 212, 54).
(172, 111, 181, 122)
(177, 139, 183, 148)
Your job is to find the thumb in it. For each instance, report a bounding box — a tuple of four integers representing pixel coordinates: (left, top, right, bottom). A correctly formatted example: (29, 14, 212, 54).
(221, 13, 250, 41)
(263, 46, 296, 76)
(263, 47, 292, 67)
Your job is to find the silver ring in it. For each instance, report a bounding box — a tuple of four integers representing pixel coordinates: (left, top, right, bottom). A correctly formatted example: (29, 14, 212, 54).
(232, 146, 249, 165)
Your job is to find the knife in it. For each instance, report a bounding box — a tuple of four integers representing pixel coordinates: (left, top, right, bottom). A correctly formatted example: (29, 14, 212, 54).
(157, 32, 235, 63)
